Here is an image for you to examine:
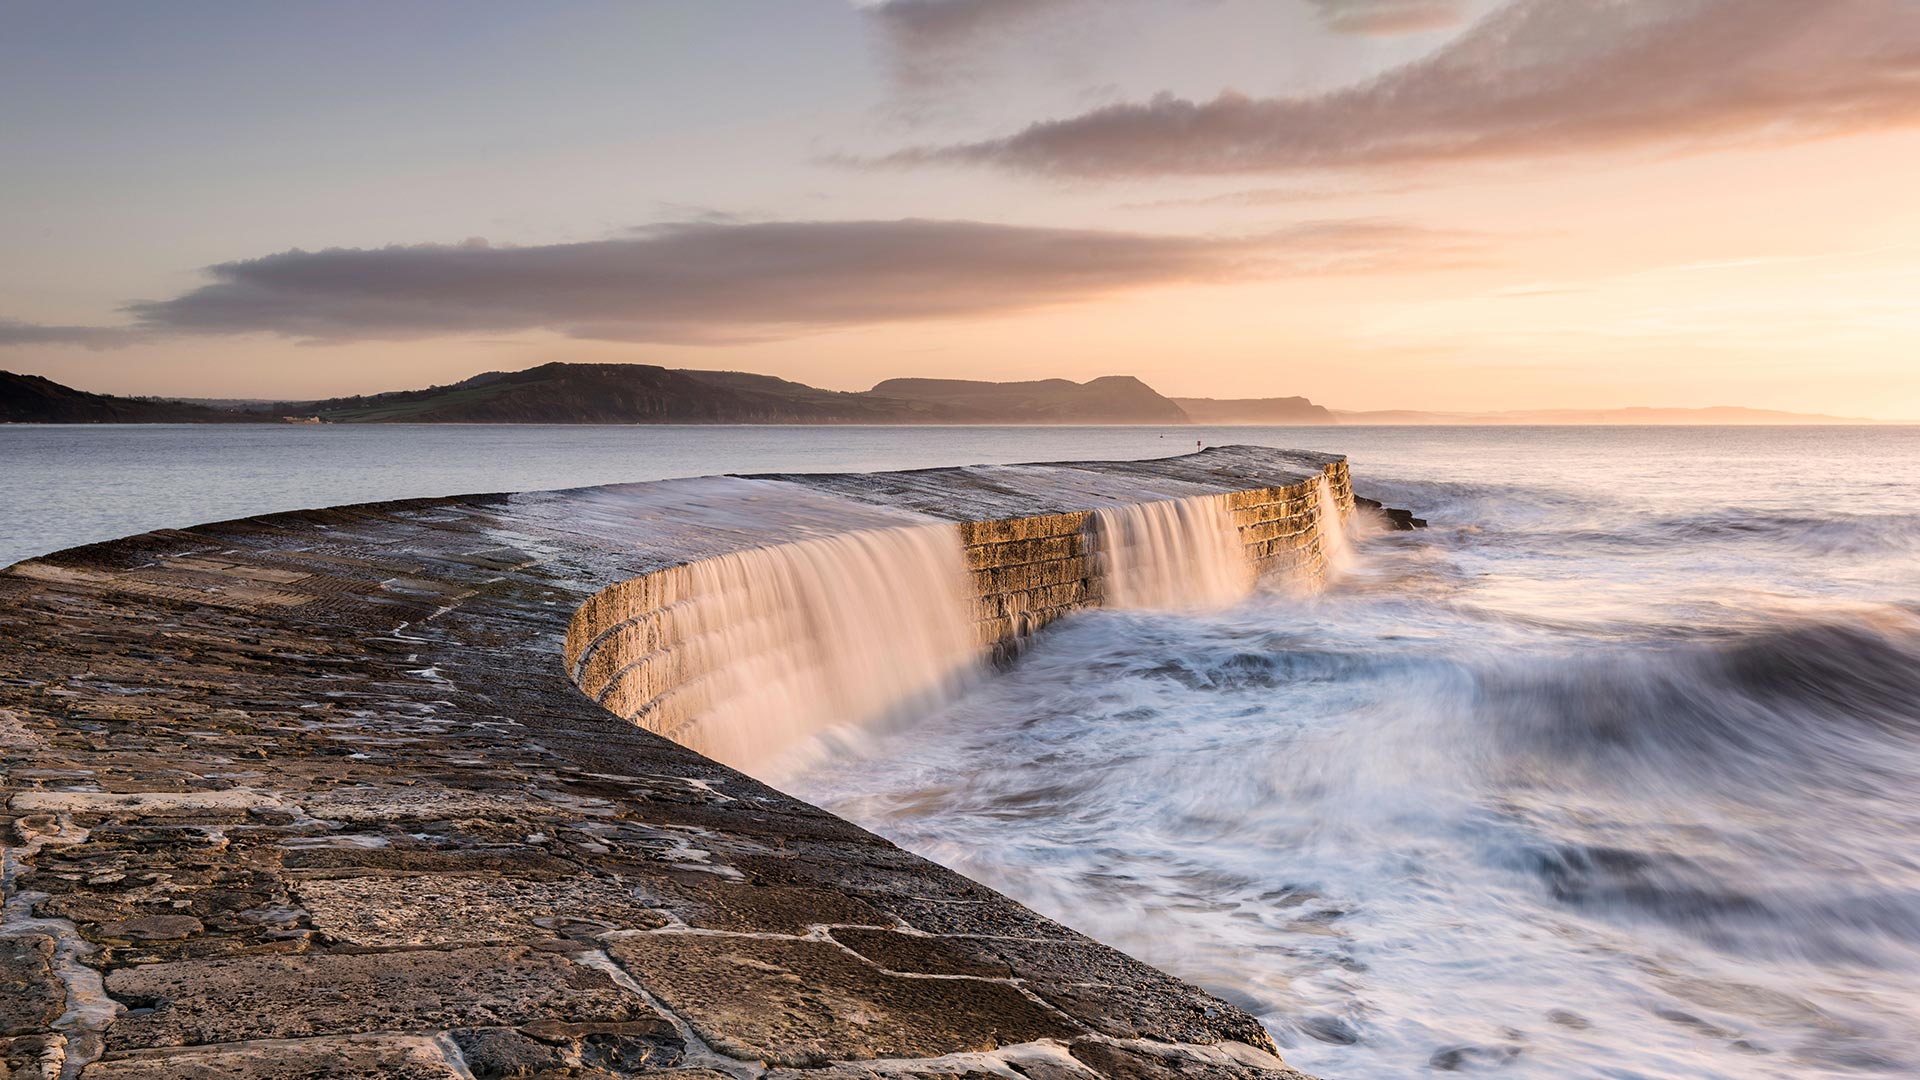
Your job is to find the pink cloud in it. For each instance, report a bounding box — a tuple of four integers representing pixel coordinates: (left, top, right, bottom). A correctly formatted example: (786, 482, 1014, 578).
(882, 0, 1920, 175)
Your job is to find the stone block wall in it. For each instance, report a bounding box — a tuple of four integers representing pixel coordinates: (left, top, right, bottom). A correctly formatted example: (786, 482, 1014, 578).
(1228, 469, 1350, 581)
(961, 510, 1096, 662)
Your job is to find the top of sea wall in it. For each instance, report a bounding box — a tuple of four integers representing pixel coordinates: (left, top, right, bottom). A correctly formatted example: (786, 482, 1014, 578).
(756, 444, 1346, 521)
(0, 447, 1332, 1080)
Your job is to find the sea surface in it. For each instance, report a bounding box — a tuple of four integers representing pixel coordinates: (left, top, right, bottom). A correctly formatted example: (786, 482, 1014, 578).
(8, 423, 1292, 567)
(778, 425, 1920, 1080)
(8, 423, 1920, 1078)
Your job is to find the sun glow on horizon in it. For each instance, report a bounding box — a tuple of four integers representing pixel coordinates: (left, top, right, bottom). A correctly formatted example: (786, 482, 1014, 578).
(3, 1, 1918, 418)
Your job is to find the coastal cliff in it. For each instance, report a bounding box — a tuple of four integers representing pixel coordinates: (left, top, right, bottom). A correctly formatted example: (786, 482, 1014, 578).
(0, 372, 254, 424)
(3, 365, 1217, 426)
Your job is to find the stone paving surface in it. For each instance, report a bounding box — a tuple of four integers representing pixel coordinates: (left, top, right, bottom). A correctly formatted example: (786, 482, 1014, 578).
(0, 449, 1328, 1080)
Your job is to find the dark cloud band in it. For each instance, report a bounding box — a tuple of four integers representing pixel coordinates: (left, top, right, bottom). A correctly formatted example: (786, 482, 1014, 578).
(0, 319, 141, 350)
(880, 0, 1920, 176)
(2, 217, 1475, 349)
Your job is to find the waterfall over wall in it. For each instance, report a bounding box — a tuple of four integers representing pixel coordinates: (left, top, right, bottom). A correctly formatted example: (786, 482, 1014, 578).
(1094, 494, 1255, 611)
(567, 458, 1359, 771)
(589, 525, 978, 771)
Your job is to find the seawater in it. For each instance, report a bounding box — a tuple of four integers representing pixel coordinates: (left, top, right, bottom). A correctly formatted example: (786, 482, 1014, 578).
(1, 423, 1231, 567)
(9, 423, 1920, 1077)
(1095, 493, 1254, 611)
(668, 524, 977, 773)
(772, 426, 1920, 1080)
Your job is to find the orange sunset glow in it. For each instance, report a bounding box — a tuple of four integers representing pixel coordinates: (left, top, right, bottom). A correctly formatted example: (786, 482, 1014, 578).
(3, 1, 1917, 417)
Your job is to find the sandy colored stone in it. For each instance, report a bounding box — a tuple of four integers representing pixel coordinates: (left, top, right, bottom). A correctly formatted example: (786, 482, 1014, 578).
(645, 879, 883, 935)
(937, 938, 1275, 1052)
(605, 933, 1079, 1067)
(103, 947, 658, 1048)
(764, 1060, 1021, 1068)
(298, 786, 616, 825)
(294, 873, 668, 946)
(94, 915, 204, 942)
(828, 928, 1014, 978)
(451, 1020, 683, 1077)
(8, 790, 288, 823)
(1070, 1041, 1312, 1080)
(79, 1034, 461, 1079)
(2, 1034, 67, 1080)
(858, 895, 1082, 940)
(0, 935, 65, 1037)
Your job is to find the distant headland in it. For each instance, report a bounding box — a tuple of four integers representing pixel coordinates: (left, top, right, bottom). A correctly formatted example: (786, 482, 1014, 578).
(0, 363, 1886, 425)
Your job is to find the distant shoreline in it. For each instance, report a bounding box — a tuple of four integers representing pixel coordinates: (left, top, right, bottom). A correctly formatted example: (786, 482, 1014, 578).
(4, 419, 1908, 429)
(3, 363, 1894, 426)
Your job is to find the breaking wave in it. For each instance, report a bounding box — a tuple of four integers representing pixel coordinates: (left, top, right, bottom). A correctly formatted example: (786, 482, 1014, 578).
(790, 428, 1920, 1080)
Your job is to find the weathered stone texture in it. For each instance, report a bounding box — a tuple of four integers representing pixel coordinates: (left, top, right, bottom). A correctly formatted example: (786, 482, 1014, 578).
(604, 933, 1078, 1067)
(0, 935, 66, 1036)
(77, 1035, 465, 1079)
(827, 927, 1015, 978)
(291, 874, 672, 947)
(104, 947, 660, 1048)
(1071, 1040, 1315, 1080)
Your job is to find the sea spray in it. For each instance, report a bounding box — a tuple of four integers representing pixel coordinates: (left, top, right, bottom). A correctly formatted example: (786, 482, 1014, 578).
(1094, 494, 1253, 611)
(661, 524, 978, 771)
(1315, 474, 1352, 573)
(792, 430, 1920, 1080)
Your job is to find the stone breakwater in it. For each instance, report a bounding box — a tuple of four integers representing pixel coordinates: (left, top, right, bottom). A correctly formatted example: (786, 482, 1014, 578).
(567, 456, 1355, 770)
(0, 447, 1354, 1080)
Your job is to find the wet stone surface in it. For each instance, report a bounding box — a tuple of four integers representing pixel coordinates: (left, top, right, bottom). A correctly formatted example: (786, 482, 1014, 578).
(0, 451, 1332, 1079)
(0, 934, 66, 1036)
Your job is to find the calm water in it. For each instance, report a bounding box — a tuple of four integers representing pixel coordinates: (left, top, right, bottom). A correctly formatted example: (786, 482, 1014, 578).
(775, 425, 1920, 1080)
(6, 423, 1271, 567)
(8, 424, 1920, 1078)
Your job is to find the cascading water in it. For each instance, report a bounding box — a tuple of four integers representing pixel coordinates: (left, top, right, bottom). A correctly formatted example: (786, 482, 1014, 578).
(1094, 493, 1254, 611)
(655, 524, 978, 771)
(791, 429, 1920, 1080)
(1314, 474, 1352, 571)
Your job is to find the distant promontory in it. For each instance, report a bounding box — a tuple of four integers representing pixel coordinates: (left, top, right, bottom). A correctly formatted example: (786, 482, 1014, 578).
(1, 363, 1885, 425)
(4, 364, 1218, 426)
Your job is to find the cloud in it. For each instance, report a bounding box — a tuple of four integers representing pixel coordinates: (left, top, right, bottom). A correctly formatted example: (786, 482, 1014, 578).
(860, 0, 1074, 48)
(881, 0, 1920, 175)
(857, 1, 1468, 97)
(858, 0, 1082, 86)
(0, 318, 144, 350)
(1123, 179, 1430, 210)
(1307, 0, 1469, 35)
(861, 0, 1466, 49)
(68, 218, 1472, 347)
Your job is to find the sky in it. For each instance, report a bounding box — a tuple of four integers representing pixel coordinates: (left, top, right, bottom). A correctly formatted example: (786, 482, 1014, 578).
(2, 0, 1919, 417)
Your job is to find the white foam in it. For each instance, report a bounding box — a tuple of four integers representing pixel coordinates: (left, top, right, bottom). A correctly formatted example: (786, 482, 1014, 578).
(1315, 475, 1353, 574)
(1094, 494, 1253, 611)
(668, 524, 979, 772)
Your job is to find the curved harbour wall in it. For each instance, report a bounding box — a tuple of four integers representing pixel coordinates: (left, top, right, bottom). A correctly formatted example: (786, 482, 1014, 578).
(1, 447, 1350, 1080)
(566, 460, 1353, 771)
